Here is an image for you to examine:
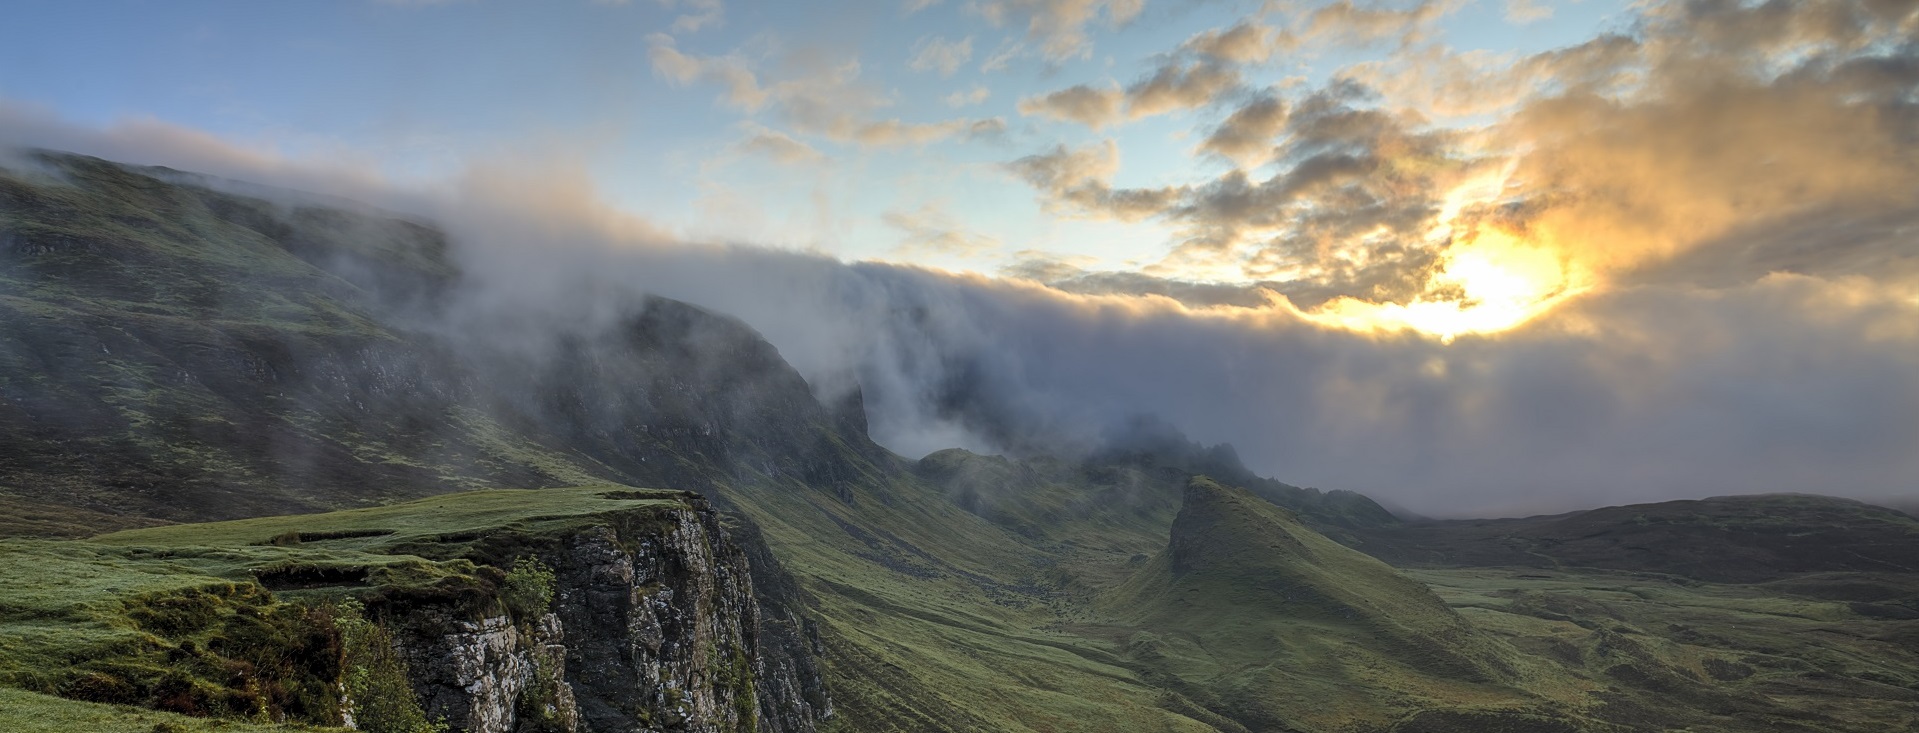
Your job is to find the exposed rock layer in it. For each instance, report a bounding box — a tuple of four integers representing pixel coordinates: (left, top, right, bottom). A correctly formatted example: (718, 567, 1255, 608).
(380, 496, 829, 733)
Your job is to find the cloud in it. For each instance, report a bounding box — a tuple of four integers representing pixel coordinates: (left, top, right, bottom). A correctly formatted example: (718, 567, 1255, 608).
(663, 0, 724, 32)
(903, 0, 941, 13)
(971, 0, 1146, 60)
(909, 35, 974, 77)
(646, 34, 770, 110)
(945, 85, 992, 107)
(1011, 0, 1463, 131)
(1012, 81, 1456, 300)
(648, 38, 997, 148)
(736, 126, 823, 165)
(1124, 61, 1240, 118)
(1503, 0, 1551, 24)
(1182, 20, 1285, 63)
(1002, 259, 1288, 309)
(1006, 140, 1182, 221)
(1017, 59, 1242, 128)
(1008, 0, 1919, 328)
(857, 116, 1003, 145)
(979, 38, 1026, 72)
(1292, 0, 1455, 50)
(417, 166, 1919, 516)
(8, 90, 1919, 519)
(1016, 84, 1125, 127)
(884, 202, 1003, 258)
(1198, 95, 1288, 168)
(9, 0, 1919, 520)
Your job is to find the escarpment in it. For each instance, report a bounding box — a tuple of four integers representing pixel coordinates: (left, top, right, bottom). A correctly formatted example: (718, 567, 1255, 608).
(77, 487, 830, 733)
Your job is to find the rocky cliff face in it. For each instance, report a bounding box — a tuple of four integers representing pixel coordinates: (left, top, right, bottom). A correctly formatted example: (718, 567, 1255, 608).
(375, 493, 828, 733)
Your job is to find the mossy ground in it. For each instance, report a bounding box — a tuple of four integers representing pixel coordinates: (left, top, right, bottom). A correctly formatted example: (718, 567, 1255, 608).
(0, 540, 342, 722)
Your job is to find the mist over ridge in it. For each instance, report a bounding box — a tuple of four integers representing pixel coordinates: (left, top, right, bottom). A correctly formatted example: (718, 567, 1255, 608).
(9, 0, 1919, 516)
(5, 119, 1914, 519)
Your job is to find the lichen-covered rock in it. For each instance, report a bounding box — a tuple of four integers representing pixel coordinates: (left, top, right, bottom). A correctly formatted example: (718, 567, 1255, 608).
(393, 610, 580, 733)
(383, 495, 827, 733)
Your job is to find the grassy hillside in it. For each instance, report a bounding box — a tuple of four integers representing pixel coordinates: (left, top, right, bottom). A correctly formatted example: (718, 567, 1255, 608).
(0, 687, 346, 733)
(691, 467, 1919, 732)
(0, 152, 885, 526)
(1096, 478, 1531, 731)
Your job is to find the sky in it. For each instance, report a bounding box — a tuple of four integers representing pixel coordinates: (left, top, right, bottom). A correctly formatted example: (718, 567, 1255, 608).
(3, 0, 1918, 515)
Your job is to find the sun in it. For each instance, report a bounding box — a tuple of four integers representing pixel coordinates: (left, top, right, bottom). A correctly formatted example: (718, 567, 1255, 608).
(1301, 160, 1589, 341)
(1307, 229, 1584, 340)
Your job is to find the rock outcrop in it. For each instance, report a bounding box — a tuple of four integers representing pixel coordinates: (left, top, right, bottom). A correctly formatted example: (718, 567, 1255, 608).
(374, 492, 829, 733)
(75, 487, 829, 733)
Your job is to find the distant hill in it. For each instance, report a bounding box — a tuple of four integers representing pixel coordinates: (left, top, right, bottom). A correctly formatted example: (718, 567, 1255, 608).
(1098, 477, 1522, 732)
(1353, 493, 1919, 582)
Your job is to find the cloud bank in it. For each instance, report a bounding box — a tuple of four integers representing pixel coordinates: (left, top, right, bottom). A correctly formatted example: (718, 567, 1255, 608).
(6, 0, 1919, 517)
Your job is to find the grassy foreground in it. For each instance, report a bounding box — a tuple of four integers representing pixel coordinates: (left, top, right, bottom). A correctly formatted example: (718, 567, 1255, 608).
(0, 487, 693, 729)
(0, 687, 347, 733)
(3, 472, 1917, 732)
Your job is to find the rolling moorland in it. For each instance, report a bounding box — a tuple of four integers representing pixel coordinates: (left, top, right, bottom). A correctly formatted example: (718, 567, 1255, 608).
(1, 151, 1917, 732)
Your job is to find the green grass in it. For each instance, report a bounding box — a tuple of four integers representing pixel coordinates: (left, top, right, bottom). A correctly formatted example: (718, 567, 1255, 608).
(0, 540, 343, 722)
(93, 487, 686, 553)
(1412, 566, 1919, 731)
(0, 496, 172, 539)
(0, 687, 347, 733)
(734, 466, 1919, 732)
(1091, 478, 1534, 731)
(715, 461, 1226, 733)
(0, 486, 694, 728)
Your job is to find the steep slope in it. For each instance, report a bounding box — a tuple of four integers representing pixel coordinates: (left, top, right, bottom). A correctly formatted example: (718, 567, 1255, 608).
(0, 151, 885, 524)
(1099, 478, 1534, 732)
(1087, 417, 1400, 536)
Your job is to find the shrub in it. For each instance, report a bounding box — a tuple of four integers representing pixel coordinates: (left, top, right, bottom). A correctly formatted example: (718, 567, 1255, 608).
(501, 556, 556, 621)
(333, 599, 446, 733)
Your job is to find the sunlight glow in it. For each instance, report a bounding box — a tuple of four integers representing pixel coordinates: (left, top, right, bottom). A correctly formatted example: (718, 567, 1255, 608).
(1301, 165, 1591, 341)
